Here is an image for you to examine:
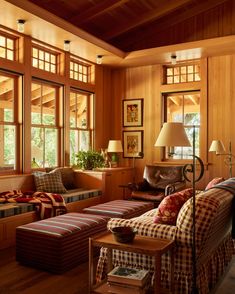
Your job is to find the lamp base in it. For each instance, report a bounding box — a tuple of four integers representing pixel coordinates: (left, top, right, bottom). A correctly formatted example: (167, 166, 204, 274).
(110, 161, 118, 168)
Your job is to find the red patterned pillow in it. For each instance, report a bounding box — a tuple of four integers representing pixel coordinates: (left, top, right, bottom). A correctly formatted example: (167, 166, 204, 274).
(205, 177, 225, 190)
(153, 188, 193, 225)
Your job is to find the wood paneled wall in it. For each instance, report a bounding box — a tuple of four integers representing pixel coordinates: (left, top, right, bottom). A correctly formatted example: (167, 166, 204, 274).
(208, 54, 235, 179)
(103, 54, 235, 188)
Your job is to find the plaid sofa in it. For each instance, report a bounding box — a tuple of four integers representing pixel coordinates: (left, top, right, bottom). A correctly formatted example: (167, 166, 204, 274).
(96, 187, 235, 294)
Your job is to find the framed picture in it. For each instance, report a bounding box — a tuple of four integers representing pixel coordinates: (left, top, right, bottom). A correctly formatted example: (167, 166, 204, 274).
(123, 98, 143, 127)
(123, 131, 143, 158)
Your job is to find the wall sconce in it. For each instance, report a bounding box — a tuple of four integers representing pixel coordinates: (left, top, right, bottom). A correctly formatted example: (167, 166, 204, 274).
(64, 40, 70, 52)
(209, 140, 235, 178)
(17, 19, 25, 33)
(96, 55, 103, 64)
(171, 54, 177, 65)
(107, 140, 123, 167)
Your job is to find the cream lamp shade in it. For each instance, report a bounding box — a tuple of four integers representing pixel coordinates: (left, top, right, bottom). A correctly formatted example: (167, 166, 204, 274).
(107, 140, 123, 153)
(154, 122, 191, 147)
(209, 140, 226, 155)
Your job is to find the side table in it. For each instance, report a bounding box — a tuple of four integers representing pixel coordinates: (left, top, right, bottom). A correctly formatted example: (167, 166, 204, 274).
(89, 232, 175, 294)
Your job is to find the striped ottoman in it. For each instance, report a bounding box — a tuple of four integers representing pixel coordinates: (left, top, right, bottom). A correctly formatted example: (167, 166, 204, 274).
(16, 213, 109, 273)
(83, 200, 154, 219)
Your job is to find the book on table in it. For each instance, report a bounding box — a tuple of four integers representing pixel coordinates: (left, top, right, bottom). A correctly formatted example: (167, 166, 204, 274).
(107, 280, 149, 294)
(107, 266, 150, 287)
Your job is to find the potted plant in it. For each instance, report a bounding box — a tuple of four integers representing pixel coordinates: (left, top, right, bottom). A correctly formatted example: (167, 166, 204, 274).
(74, 150, 105, 170)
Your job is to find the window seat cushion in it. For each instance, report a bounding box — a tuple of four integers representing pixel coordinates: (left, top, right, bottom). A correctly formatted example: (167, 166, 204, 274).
(61, 188, 102, 203)
(0, 188, 101, 218)
(0, 203, 35, 218)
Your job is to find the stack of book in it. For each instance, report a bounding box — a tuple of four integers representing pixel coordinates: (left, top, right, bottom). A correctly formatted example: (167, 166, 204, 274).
(107, 266, 151, 294)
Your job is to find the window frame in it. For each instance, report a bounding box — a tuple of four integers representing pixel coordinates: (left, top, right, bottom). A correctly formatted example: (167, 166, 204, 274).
(31, 79, 63, 169)
(162, 91, 201, 161)
(0, 30, 18, 61)
(0, 70, 21, 174)
(69, 88, 94, 166)
(31, 43, 60, 74)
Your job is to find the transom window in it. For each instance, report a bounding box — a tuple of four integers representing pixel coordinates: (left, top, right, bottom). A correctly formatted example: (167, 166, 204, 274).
(31, 81, 61, 168)
(164, 91, 201, 159)
(0, 72, 20, 172)
(0, 32, 17, 61)
(32, 46, 58, 73)
(69, 89, 94, 165)
(70, 59, 91, 83)
(164, 63, 200, 84)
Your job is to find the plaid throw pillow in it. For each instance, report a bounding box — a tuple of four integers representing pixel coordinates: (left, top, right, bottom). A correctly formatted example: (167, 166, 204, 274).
(33, 171, 67, 194)
(153, 188, 193, 225)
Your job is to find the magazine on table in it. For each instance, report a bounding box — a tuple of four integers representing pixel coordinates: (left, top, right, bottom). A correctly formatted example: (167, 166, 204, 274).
(107, 266, 150, 287)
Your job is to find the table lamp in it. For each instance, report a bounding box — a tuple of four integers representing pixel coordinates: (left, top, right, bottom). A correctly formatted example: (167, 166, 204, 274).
(107, 140, 123, 167)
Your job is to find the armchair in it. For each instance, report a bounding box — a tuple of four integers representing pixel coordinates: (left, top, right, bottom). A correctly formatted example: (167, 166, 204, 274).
(129, 165, 186, 207)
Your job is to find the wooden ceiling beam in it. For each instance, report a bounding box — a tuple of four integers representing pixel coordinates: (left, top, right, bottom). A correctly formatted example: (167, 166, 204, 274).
(102, 0, 194, 40)
(0, 90, 13, 101)
(0, 79, 13, 95)
(169, 96, 181, 106)
(71, 0, 129, 25)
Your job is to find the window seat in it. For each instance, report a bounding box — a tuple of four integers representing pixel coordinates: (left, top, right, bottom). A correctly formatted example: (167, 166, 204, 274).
(0, 169, 105, 249)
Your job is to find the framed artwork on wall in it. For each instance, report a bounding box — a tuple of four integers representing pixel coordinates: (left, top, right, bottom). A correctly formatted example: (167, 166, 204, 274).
(123, 130, 143, 158)
(122, 98, 143, 127)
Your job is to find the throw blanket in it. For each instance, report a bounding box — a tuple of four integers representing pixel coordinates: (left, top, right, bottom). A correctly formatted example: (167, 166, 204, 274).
(0, 190, 67, 219)
(213, 178, 235, 238)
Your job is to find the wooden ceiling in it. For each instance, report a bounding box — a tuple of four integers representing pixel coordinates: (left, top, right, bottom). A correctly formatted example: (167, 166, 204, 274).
(27, 0, 229, 52)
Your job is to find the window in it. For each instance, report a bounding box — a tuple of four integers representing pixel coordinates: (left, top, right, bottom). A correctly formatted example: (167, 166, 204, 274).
(0, 31, 17, 61)
(0, 72, 20, 172)
(164, 91, 201, 159)
(31, 81, 62, 168)
(69, 89, 94, 165)
(164, 63, 200, 84)
(32, 45, 58, 73)
(70, 59, 91, 83)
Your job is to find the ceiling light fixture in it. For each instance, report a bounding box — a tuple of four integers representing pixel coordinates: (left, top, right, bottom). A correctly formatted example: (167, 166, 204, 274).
(17, 19, 25, 33)
(171, 54, 177, 65)
(96, 55, 103, 65)
(64, 40, 70, 52)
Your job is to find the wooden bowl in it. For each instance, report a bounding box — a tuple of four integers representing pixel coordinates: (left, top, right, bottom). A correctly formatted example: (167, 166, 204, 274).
(111, 226, 137, 243)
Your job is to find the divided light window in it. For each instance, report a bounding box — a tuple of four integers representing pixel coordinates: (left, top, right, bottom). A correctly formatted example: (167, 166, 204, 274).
(0, 32, 17, 61)
(32, 46, 58, 73)
(70, 59, 91, 83)
(31, 81, 61, 168)
(163, 91, 201, 159)
(69, 89, 94, 165)
(164, 63, 201, 84)
(0, 72, 20, 173)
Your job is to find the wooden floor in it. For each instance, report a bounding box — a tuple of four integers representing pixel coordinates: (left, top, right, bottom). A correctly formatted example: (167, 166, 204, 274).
(0, 247, 90, 294)
(0, 246, 234, 294)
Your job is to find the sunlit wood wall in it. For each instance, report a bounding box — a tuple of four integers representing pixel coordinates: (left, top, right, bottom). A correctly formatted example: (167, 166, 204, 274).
(103, 53, 235, 188)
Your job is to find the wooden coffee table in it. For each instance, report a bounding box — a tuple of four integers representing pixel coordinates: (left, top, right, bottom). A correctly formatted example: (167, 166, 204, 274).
(89, 232, 175, 294)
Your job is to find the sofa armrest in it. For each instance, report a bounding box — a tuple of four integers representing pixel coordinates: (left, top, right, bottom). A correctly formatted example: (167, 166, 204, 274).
(107, 217, 177, 240)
